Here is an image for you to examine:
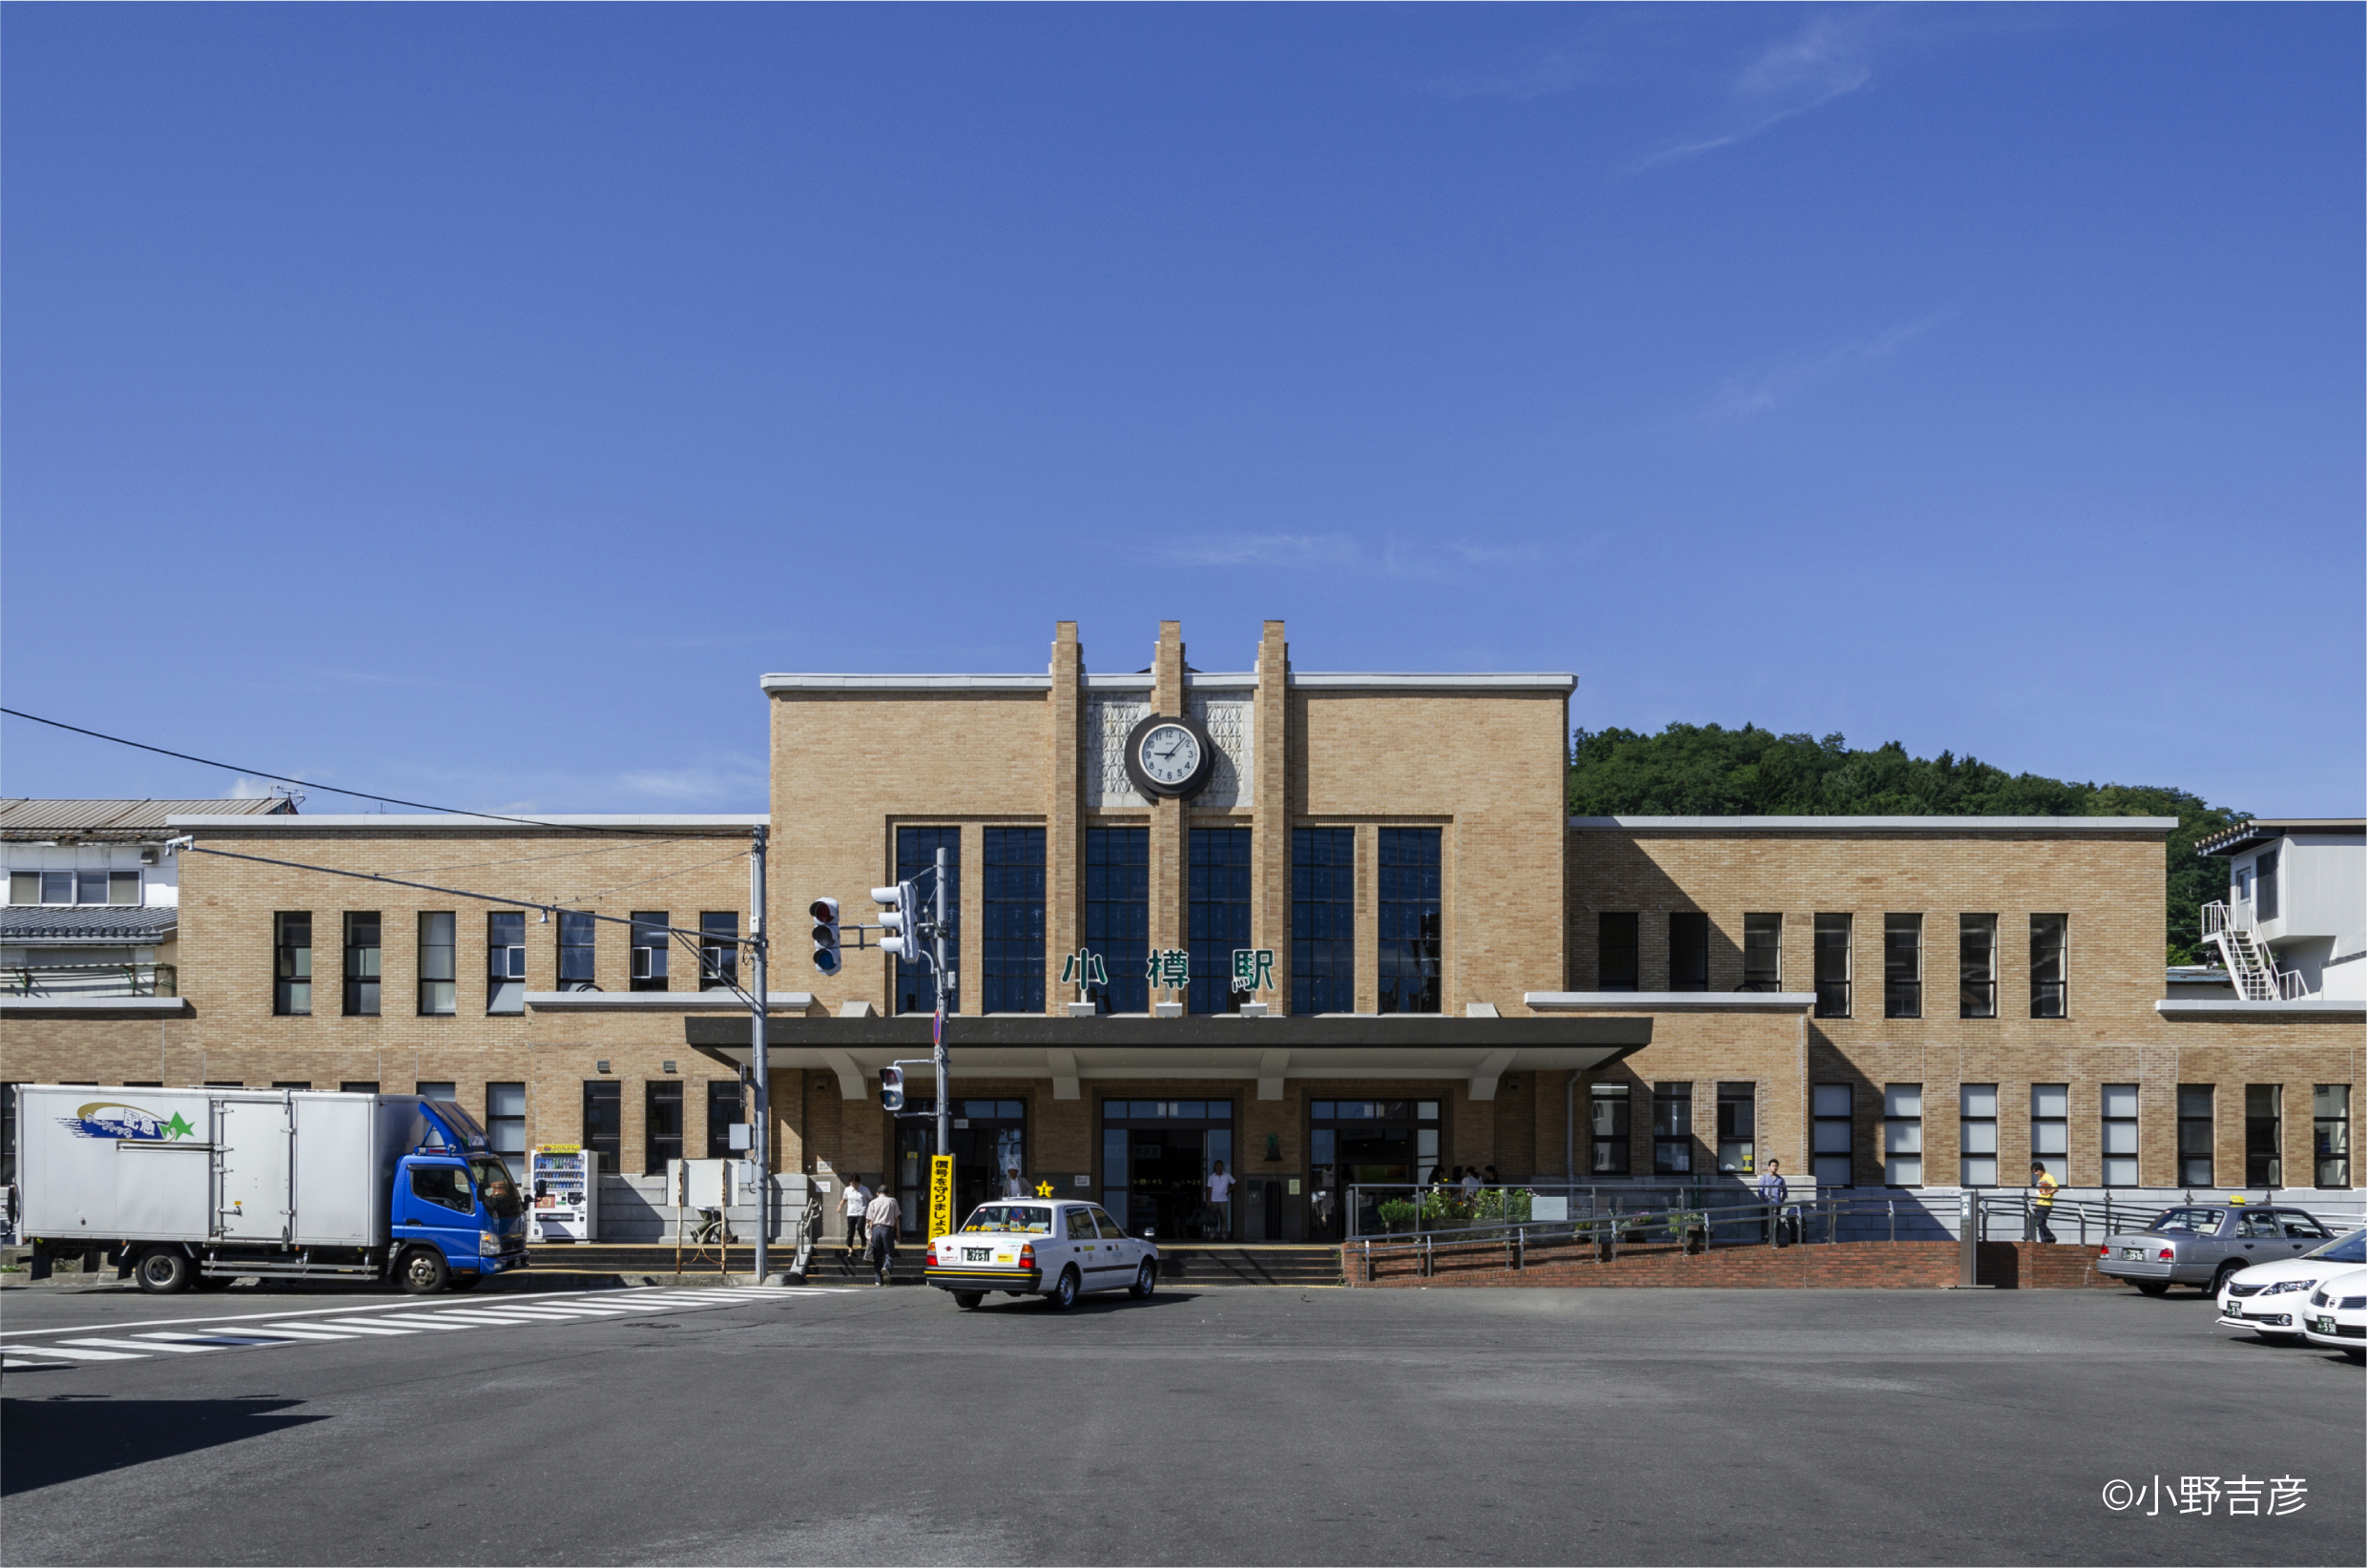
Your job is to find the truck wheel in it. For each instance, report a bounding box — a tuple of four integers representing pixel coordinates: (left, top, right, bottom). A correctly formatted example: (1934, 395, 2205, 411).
(398, 1247, 450, 1295)
(134, 1248, 193, 1294)
(1045, 1267, 1080, 1310)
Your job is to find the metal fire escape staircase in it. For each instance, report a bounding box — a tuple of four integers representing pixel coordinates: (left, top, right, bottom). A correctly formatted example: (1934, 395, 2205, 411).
(2200, 901, 2305, 1001)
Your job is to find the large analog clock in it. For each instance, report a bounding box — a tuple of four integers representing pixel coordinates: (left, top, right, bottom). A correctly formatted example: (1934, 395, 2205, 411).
(1123, 712, 1217, 800)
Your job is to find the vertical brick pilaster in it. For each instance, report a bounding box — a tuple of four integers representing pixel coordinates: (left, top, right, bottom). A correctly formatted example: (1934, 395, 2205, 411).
(1047, 622, 1082, 1014)
(1152, 623, 1188, 967)
(1254, 620, 1290, 1011)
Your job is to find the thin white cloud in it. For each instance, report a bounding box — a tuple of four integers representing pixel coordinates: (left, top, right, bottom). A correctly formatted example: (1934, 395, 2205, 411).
(1694, 310, 1958, 424)
(1632, 10, 1884, 172)
(1164, 533, 1364, 569)
(1162, 531, 1554, 580)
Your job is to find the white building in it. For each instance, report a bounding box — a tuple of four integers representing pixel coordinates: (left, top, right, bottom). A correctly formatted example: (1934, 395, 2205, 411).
(2198, 817, 2366, 1001)
(1, 797, 294, 999)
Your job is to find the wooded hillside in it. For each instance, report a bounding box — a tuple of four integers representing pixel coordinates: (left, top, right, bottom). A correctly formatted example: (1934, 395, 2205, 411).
(1567, 724, 2238, 962)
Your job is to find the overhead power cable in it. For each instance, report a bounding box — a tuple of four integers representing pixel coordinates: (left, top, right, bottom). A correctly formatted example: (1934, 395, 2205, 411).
(1, 707, 748, 838)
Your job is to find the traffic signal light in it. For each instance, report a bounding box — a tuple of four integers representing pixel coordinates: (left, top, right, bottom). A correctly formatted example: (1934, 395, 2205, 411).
(873, 881, 922, 959)
(809, 897, 841, 975)
(879, 1065, 904, 1111)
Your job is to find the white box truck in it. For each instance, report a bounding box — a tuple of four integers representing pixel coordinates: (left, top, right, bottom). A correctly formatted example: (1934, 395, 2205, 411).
(17, 1084, 529, 1294)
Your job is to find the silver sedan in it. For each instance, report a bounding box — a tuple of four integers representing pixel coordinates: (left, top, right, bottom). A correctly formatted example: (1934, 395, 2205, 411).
(2094, 1204, 2335, 1295)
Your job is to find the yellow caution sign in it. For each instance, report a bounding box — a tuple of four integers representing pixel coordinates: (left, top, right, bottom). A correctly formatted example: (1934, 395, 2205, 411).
(928, 1153, 955, 1241)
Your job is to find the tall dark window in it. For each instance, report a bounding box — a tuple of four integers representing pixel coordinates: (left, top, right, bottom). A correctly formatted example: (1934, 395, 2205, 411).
(1883, 915, 1921, 1019)
(1668, 913, 1710, 992)
(2315, 1085, 2351, 1188)
(645, 1081, 684, 1175)
(558, 911, 597, 992)
(1291, 828, 1354, 1015)
(1597, 913, 1639, 991)
(488, 911, 526, 1015)
(706, 1079, 745, 1159)
(630, 911, 670, 992)
(1716, 1083, 1755, 1174)
(2029, 915, 2067, 1018)
(1378, 828, 1442, 1014)
(1813, 914, 1851, 1018)
(895, 827, 961, 1016)
(699, 912, 739, 991)
(342, 912, 382, 1017)
(487, 1083, 526, 1181)
(418, 912, 455, 1015)
(1959, 915, 1997, 1019)
(2254, 850, 2279, 921)
(2177, 1085, 2213, 1187)
(1652, 1082, 1692, 1173)
(982, 826, 1047, 1015)
(1588, 1083, 1630, 1174)
(1813, 1083, 1854, 1187)
(1, 1083, 17, 1187)
(1085, 826, 1148, 1015)
(1741, 914, 1780, 991)
(583, 1081, 621, 1172)
(274, 912, 312, 1016)
(1188, 828, 1253, 1015)
(2245, 1085, 2281, 1186)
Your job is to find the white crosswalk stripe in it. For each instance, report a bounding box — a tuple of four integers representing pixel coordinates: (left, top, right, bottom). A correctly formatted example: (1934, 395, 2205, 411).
(0, 1285, 850, 1373)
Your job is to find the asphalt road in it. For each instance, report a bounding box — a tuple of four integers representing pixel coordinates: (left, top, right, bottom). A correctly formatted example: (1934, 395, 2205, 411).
(2, 1277, 2358, 1566)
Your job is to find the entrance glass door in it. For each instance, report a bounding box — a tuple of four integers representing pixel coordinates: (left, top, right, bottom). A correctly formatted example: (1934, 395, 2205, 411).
(1307, 1098, 1442, 1240)
(1099, 1099, 1234, 1241)
(896, 1099, 1028, 1237)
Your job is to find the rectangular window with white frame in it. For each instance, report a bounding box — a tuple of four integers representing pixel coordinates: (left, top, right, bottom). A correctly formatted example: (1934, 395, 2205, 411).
(417, 912, 455, 1015)
(1960, 1083, 1999, 1186)
(487, 1082, 526, 1182)
(10, 870, 139, 905)
(1882, 1084, 1922, 1186)
(1812, 1083, 1853, 1187)
(487, 911, 526, 1015)
(2100, 1083, 2139, 1187)
(2029, 1083, 2067, 1184)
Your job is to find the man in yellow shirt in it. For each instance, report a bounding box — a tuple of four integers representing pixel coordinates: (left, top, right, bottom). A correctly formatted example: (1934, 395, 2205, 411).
(2029, 1161, 2060, 1243)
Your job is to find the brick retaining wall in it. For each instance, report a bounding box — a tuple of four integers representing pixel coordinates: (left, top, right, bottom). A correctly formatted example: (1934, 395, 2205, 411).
(1339, 1236, 2130, 1289)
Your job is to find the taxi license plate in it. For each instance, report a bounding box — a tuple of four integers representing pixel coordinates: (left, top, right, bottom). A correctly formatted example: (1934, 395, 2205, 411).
(964, 1247, 992, 1263)
(2312, 1316, 2334, 1333)
(2120, 1248, 2145, 1260)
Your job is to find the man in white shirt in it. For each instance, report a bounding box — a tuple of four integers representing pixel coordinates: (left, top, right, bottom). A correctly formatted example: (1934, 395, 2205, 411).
(1205, 1161, 1235, 1239)
(1003, 1166, 1027, 1199)
(862, 1186, 903, 1285)
(841, 1176, 872, 1257)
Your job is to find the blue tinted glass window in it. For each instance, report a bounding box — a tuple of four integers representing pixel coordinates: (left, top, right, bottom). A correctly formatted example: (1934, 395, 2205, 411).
(1188, 828, 1253, 1014)
(1378, 828, 1442, 1015)
(895, 827, 961, 1015)
(1085, 826, 1149, 1014)
(982, 826, 1046, 1015)
(1292, 828, 1355, 1015)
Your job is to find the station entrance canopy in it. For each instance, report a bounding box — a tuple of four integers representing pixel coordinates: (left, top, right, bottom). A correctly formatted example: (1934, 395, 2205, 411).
(686, 1014, 1651, 1103)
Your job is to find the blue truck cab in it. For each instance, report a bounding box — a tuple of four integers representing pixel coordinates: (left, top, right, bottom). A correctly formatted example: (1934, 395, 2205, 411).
(392, 1101, 529, 1293)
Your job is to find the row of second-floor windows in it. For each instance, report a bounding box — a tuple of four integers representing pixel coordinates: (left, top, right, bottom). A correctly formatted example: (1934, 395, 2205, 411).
(888, 823, 1446, 1017)
(9, 870, 144, 905)
(1592, 911, 2071, 1020)
(269, 909, 741, 1017)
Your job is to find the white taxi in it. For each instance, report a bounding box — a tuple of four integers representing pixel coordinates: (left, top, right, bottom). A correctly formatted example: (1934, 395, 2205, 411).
(924, 1199, 1161, 1310)
(2298, 1265, 2367, 1361)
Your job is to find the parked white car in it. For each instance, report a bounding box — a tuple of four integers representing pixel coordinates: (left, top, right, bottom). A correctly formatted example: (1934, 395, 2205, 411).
(2297, 1265, 2367, 1360)
(924, 1199, 1160, 1310)
(2216, 1228, 2367, 1341)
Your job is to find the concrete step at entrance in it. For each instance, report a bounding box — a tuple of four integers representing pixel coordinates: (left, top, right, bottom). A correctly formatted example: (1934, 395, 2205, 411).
(1156, 1246, 1343, 1287)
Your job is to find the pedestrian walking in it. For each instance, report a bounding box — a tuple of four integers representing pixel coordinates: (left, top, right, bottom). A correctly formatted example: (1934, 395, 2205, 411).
(1205, 1160, 1235, 1238)
(1757, 1158, 1789, 1246)
(2027, 1161, 2059, 1243)
(840, 1175, 871, 1256)
(863, 1185, 903, 1284)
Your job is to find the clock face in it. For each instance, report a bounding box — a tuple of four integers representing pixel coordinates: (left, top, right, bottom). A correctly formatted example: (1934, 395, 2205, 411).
(1137, 723, 1202, 788)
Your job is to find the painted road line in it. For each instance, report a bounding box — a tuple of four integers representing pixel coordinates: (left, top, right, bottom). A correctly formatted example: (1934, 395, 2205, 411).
(18, 1346, 146, 1361)
(62, 1338, 214, 1354)
(333, 1314, 474, 1331)
(139, 1333, 303, 1348)
(4, 1357, 77, 1370)
(267, 1320, 417, 1336)
(0, 1287, 663, 1341)
(402, 1311, 537, 1326)
(151, 1326, 357, 1342)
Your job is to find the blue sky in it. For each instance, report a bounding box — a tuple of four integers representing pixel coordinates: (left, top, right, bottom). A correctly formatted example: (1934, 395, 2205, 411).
(5, 4, 2360, 816)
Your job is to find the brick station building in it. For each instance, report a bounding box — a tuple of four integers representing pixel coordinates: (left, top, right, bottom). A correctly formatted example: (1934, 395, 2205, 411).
(4, 619, 2359, 1247)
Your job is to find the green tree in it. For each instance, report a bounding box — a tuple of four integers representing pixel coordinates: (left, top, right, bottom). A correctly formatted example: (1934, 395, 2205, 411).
(1567, 724, 2241, 962)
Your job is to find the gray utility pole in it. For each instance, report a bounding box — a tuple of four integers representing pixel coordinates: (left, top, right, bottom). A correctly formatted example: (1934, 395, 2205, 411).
(933, 843, 950, 1171)
(748, 826, 771, 1282)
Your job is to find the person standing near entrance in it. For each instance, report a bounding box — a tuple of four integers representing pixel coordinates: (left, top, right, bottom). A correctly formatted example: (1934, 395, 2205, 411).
(2027, 1161, 2060, 1243)
(1205, 1160, 1235, 1239)
(1757, 1158, 1788, 1246)
(841, 1175, 871, 1257)
(863, 1184, 903, 1284)
(1003, 1166, 1027, 1199)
